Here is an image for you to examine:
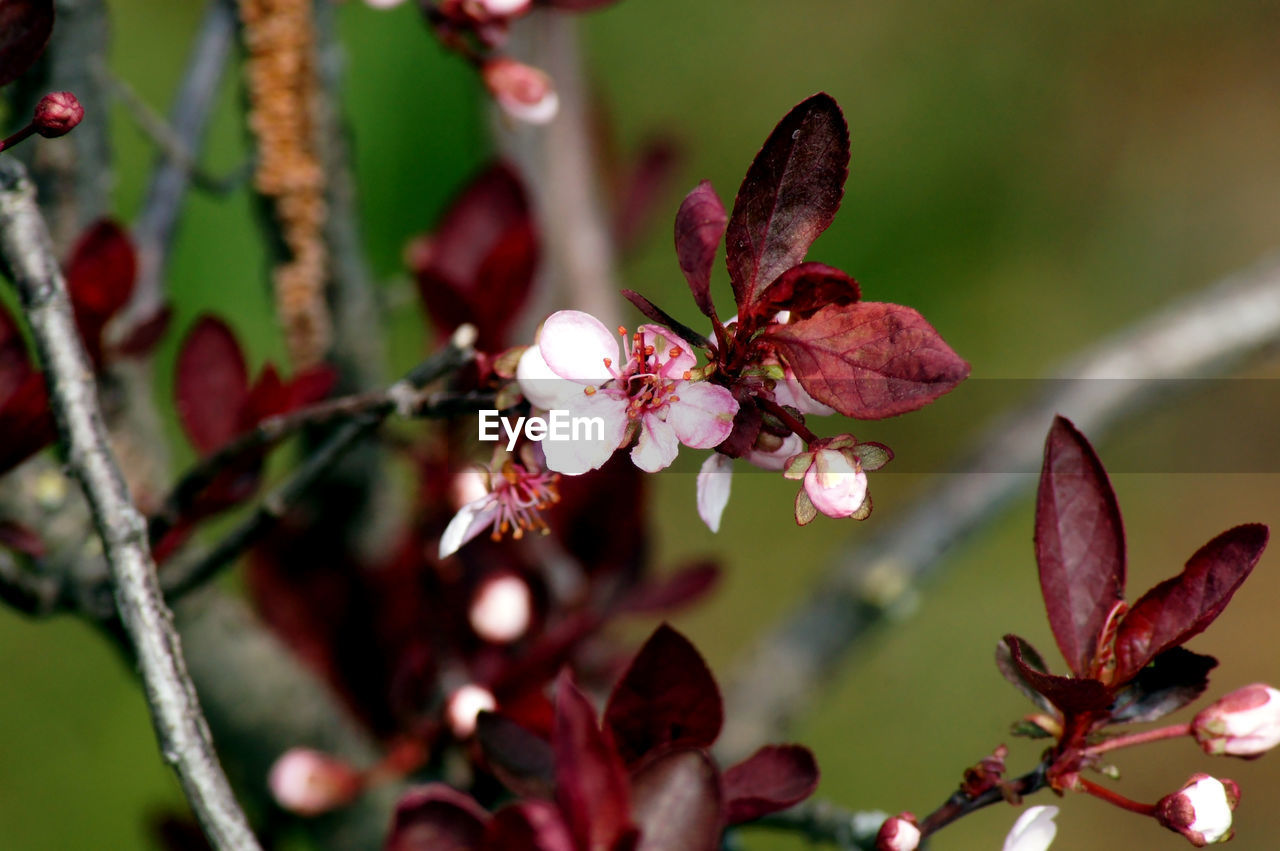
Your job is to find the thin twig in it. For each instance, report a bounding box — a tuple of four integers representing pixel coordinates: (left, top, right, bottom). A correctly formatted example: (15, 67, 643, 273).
(160, 327, 477, 601)
(719, 251, 1280, 758)
(125, 0, 239, 329)
(0, 157, 261, 851)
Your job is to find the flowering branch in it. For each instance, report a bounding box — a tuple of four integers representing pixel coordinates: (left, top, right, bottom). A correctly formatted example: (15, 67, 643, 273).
(721, 250, 1280, 757)
(0, 156, 261, 851)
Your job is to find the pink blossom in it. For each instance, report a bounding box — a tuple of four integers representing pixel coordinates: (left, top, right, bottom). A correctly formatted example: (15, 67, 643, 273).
(694, 433, 805, 532)
(1193, 683, 1280, 757)
(783, 437, 890, 524)
(517, 310, 738, 475)
(1156, 774, 1239, 846)
(446, 684, 497, 738)
(268, 748, 362, 816)
(482, 58, 559, 125)
(439, 459, 560, 558)
(469, 571, 533, 643)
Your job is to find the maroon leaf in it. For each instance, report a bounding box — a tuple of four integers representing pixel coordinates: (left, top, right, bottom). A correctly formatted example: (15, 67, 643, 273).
(485, 802, 575, 851)
(115, 306, 173, 358)
(1003, 635, 1112, 715)
(603, 624, 723, 766)
(0, 519, 44, 557)
(386, 784, 488, 851)
(554, 672, 633, 851)
(476, 711, 555, 799)
(1034, 416, 1128, 676)
(0, 0, 54, 88)
(630, 749, 723, 851)
(994, 637, 1056, 715)
(284, 364, 338, 410)
(66, 220, 137, 367)
(621, 289, 710, 350)
(674, 181, 727, 319)
(414, 163, 537, 350)
(755, 262, 860, 322)
(175, 316, 249, 454)
(1109, 647, 1218, 724)
(0, 300, 29, 395)
(0, 370, 53, 476)
(616, 562, 720, 615)
(1114, 524, 1269, 683)
(725, 93, 849, 315)
(722, 744, 819, 824)
(761, 302, 969, 419)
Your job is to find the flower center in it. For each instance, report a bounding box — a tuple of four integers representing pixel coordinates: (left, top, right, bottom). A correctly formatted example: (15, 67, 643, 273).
(488, 460, 560, 541)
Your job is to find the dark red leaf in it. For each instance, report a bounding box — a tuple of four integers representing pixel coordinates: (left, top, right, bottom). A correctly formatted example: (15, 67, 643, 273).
(994, 636, 1056, 715)
(0, 519, 44, 557)
(755, 262, 860, 322)
(554, 672, 633, 851)
(1003, 635, 1112, 715)
(1114, 524, 1268, 683)
(616, 562, 720, 615)
(761, 302, 969, 419)
(630, 749, 722, 851)
(1109, 647, 1218, 724)
(0, 0, 54, 88)
(725, 93, 848, 314)
(115, 306, 173, 358)
(414, 163, 537, 350)
(603, 624, 723, 766)
(484, 802, 575, 851)
(674, 181, 727, 319)
(284, 364, 338, 410)
(1034, 416, 1128, 676)
(614, 137, 681, 252)
(722, 744, 819, 824)
(476, 711, 555, 799)
(621, 289, 710, 350)
(386, 784, 488, 851)
(0, 299, 31, 398)
(0, 370, 53, 475)
(175, 316, 249, 454)
(66, 220, 137, 367)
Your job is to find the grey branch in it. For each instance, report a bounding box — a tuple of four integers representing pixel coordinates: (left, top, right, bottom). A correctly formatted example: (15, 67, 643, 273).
(719, 251, 1280, 758)
(125, 0, 239, 328)
(0, 157, 262, 851)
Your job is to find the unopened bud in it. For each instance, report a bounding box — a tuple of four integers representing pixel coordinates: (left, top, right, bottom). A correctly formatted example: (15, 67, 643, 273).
(482, 58, 559, 125)
(268, 748, 362, 816)
(1193, 683, 1280, 758)
(475, 0, 532, 14)
(1155, 774, 1239, 846)
(803, 448, 868, 518)
(875, 812, 920, 851)
(469, 572, 533, 643)
(446, 684, 497, 738)
(33, 92, 84, 138)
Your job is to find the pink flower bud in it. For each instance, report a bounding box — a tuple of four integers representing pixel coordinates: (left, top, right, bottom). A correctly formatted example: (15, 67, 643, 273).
(33, 92, 84, 139)
(446, 683, 497, 738)
(268, 748, 362, 816)
(482, 58, 559, 125)
(469, 572, 533, 643)
(1155, 774, 1239, 846)
(802, 448, 867, 518)
(1192, 683, 1280, 757)
(476, 0, 532, 15)
(875, 812, 920, 851)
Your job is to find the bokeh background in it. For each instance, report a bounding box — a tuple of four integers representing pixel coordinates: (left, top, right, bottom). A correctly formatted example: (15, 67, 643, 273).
(3, 0, 1280, 848)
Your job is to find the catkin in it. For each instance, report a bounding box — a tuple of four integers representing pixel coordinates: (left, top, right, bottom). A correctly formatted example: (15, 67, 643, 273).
(238, 0, 331, 368)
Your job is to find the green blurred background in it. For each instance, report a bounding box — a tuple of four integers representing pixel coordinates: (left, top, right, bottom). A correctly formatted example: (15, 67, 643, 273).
(4, 0, 1280, 848)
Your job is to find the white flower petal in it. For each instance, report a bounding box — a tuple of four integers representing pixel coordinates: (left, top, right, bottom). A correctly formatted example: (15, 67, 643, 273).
(517, 343, 581, 410)
(539, 310, 619, 384)
(540, 393, 629, 476)
(1002, 806, 1059, 851)
(667, 381, 738, 449)
(696, 453, 733, 533)
(438, 498, 499, 559)
(632, 414, 680, 472)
